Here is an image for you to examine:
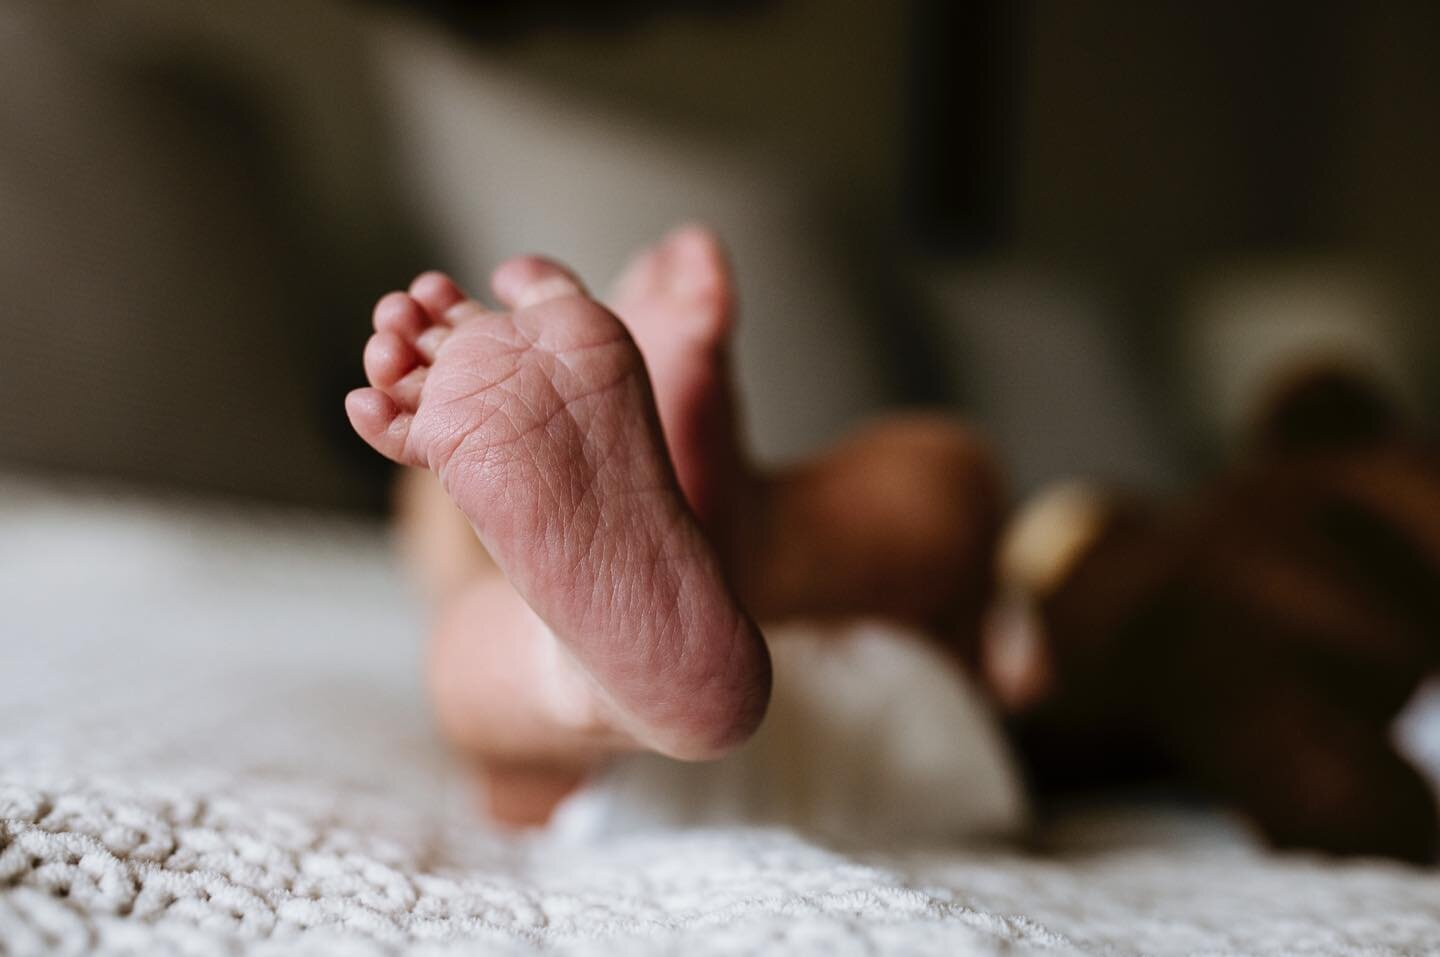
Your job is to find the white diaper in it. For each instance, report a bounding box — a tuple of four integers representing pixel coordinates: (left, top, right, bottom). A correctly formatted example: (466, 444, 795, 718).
(550, 621, 1028, 845)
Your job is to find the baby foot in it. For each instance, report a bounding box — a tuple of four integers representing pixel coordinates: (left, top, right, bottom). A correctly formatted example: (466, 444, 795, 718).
(609, 225, 750, 536)
(346, 259, 771, 760)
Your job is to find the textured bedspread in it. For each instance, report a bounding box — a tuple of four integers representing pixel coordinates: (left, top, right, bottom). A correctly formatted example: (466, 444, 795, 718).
(4, 476, 1440, 956)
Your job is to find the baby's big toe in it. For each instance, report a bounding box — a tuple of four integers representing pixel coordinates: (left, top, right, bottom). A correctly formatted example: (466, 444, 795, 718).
(491, 255, 588, 310)
(662, 225, 733, 313)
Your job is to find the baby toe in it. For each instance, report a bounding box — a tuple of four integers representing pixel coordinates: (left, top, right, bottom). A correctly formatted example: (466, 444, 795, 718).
(345, 388, 415, 465)
(492, 255, 587, 310)
(611, 241, 666, 304)
(410, 271, 468, 323)
(373, 292, 428, 340)
(414, 323, 453, 363)
(364, 330, 421, 389)
(387, 365, 429, 411)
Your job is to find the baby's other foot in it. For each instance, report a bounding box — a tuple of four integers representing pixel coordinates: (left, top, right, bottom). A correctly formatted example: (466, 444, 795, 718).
(610, 225, 749, 533)
(346, 259, 771, 760)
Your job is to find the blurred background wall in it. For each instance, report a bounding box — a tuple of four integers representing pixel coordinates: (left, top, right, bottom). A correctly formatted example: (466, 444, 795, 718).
(2, 0, 1437, 510)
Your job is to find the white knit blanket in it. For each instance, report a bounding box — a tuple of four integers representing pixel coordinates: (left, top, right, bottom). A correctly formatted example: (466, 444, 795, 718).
(4, 476, 1440, 956)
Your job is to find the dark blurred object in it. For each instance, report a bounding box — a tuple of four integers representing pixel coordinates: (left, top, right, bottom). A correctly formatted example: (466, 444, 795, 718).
(0, 2, 424, 511)
(1249, 364, 1406, 456)
(906, 0, 1020, 252)
(1012, 365, 1440, 863)
(361, 0, 770, 40)
(909, 1, 1440, 285)
(1117, 2, 1437, 279)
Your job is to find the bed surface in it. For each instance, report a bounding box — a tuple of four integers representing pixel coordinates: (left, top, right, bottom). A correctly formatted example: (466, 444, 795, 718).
(4, 475, 1439, 956)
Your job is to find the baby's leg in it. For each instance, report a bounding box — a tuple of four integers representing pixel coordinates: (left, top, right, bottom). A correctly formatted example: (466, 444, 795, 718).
(390, 235, 764, 824)
(753, 416, 1001, 662)
(392, 231, 1001, 824)
(399, 466, 623, 823)
(348, 259, 772, 771)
